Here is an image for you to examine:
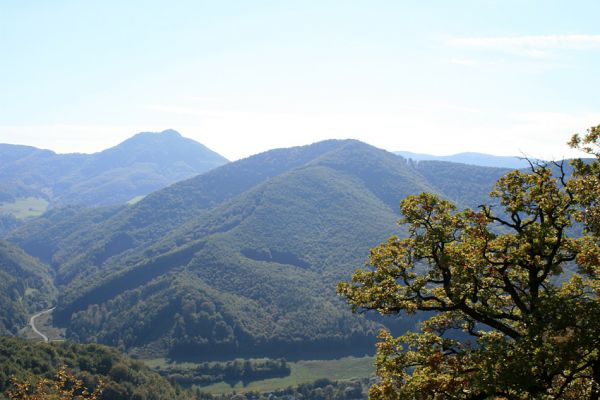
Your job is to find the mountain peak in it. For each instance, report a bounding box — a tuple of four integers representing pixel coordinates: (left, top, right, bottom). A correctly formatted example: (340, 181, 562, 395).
(121, 129, 185, 146)
(159, 129, 181, 137)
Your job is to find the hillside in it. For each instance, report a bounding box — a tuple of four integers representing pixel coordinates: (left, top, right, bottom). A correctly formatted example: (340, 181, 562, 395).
(0, 240, 55, 335)
(9, 140, 509, 358)
(0, 336, 192, 400)
(0, 130, 228, 215)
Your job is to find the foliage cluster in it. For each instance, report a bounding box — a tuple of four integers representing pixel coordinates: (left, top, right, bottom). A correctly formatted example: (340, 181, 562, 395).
(7, 366, 104, 400)
(338, 127, 600, 398)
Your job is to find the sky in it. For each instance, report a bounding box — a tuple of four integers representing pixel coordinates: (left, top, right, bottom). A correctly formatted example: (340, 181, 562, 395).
(1, 1, 599, 161)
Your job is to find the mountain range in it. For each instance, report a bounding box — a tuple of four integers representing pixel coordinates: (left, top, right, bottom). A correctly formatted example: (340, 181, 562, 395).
(6, 138, 510, 359)
(0, 129, 228, 217)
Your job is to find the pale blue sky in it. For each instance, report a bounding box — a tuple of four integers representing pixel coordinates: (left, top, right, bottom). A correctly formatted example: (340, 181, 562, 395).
(1, 1, 599, 160)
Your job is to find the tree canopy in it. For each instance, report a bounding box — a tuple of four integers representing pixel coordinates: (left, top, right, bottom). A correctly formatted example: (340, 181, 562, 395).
(338, 127, 600, 399)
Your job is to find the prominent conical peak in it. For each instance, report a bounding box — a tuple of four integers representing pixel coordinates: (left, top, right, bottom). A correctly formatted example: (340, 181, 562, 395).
(134, 129, 182, 139)
(105, 130, 227, 162)
(118, 129, 185, 146)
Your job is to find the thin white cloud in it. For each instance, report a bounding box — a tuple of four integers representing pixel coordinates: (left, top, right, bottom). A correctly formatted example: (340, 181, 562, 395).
(447, 34, 600, 59)
(145, 104, 300, 120)
(186, 96, 225, 103)
(449, 34, 600, 50)
(146, 99, 479, 119)
(449, 58, 479, 66)
(146, 104, 204, 117)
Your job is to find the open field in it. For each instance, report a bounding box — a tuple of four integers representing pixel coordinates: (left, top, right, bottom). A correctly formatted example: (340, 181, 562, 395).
(143, 355, 374, 395)
(0, 197, 48, 219)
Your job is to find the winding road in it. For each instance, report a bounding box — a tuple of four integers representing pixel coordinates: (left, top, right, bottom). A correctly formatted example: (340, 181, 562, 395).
(29, 307, 55, 342)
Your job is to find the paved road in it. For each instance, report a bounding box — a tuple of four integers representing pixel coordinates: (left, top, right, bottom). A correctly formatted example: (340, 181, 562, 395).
(29, 307, 55, 342)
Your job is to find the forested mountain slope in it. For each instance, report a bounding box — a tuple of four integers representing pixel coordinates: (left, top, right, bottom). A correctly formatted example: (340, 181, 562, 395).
(9, 140, 358, 271)
(0, 130, 227, 209)
(0, 240, 55, 335)
(9, 140, 509, 358)
(0, 336, 192, 400)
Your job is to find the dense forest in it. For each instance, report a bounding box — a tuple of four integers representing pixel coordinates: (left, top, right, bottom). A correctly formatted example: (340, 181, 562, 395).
(0, 336, 192, 400)
(5, 139, 510, 358)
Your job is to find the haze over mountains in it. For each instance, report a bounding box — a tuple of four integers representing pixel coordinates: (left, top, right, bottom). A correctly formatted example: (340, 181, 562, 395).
(0, 129, 228, 209)
(394, 150, 535, 169)
(5, 135, 511, 359)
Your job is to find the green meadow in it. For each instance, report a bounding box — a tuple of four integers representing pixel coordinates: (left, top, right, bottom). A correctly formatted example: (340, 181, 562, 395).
(0, 197, 48, 219)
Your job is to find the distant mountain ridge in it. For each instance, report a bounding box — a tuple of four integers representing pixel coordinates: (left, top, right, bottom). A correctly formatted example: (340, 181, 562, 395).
(0, 129, 228, 213)
(10, 139, 510, 359)
(395, 150, 536, 169)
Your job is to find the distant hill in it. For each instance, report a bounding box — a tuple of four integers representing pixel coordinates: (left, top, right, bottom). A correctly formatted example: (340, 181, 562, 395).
(395, 150, 535, 169)
(0, 130, 228, 218)
(0, 240, 55, 335)
(9, 140, 509, 359)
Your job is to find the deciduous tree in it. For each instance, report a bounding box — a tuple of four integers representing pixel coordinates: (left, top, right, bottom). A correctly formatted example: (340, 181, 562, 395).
(338, 127, 600, 399)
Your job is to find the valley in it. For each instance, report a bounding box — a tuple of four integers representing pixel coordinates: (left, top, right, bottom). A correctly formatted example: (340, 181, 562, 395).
(6, 137, 507, 361)
(194, 356, 374, 394)
(4, 129, 592, 399)
(3, 1, 598, 397)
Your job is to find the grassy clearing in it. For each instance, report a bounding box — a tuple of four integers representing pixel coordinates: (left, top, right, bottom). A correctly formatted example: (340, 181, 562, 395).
(142, 356, 374, 395)
(0, 197, 48, 219)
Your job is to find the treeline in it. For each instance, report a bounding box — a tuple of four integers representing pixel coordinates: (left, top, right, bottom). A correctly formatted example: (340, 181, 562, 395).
(156, 358, 290, 386)
(196, 378, 368, 400)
